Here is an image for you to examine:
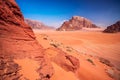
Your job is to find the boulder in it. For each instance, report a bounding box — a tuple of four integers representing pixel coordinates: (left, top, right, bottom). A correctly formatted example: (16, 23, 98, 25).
(44, 47, 80, 72)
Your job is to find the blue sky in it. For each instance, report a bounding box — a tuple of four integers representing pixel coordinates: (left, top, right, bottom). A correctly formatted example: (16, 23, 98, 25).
(16, 0, 120, 28)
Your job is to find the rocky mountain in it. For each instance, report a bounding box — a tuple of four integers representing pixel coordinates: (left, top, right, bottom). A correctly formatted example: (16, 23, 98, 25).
(0, 0, 54, 79)
(25, 19, 55, 30)
(0, 0, 79, 80)
(104, 21, 120, 33)
(57, 16, 99, 31)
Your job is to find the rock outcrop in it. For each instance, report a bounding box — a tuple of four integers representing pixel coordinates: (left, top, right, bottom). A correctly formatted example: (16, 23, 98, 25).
(0, 54, 21, 80)
(25, 19, 55, 30)
(44, 47, 80, 72)
(57, 16, 98, 31)
(104, 21, 120, 33)
(0, 0, 54, 80)
(0, 0, 80, 80)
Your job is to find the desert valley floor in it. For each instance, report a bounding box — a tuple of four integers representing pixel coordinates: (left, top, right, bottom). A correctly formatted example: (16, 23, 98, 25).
(34, 30, 120, 70)
(31, 30, 120, 80)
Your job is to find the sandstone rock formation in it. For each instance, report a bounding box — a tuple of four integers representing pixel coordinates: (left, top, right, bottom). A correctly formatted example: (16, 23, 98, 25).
(0, 0, 54, 79)
(44, 47, 80, 72)
(57, 16, 98, 31)
(0, 54, 21, 80)
(0, 0, 80, 80)
(25, 19, 55, 30)
(104, 21, 120, 33)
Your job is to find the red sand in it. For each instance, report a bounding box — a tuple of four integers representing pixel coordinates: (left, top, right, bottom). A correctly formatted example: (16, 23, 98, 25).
(34, 30, 120, 80)
(35, 30, 120, 69)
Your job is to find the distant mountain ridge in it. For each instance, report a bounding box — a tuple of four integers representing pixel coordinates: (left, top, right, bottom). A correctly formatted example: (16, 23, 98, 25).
(57, 16, 99, 31)
(104, 21, 120, 33)
(25, 19, 55, 30)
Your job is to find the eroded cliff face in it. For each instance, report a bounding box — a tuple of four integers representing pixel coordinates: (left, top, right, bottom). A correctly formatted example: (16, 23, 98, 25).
(0, 0, 38, 55)
(0, 0, 54, 80)
(104, 21, 120, 33)
(0, 0, 80, 80)
(0, 0, 35, 39)
(57, 16, 98, 31)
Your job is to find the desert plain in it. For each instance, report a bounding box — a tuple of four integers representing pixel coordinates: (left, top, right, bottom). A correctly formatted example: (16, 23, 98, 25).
(34, 29, 120, 80)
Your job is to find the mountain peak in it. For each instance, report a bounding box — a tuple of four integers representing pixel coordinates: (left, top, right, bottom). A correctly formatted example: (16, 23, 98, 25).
(72, 16, 84, 20)
(57, 16, 98, 31)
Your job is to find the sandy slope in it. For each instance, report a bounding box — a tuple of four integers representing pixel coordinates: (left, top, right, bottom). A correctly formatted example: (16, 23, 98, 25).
(51, 62, 78, 80)
(15, 58, 40, 80)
